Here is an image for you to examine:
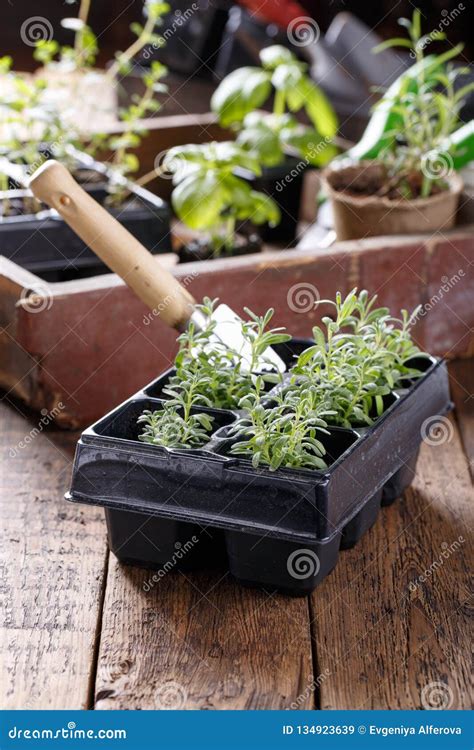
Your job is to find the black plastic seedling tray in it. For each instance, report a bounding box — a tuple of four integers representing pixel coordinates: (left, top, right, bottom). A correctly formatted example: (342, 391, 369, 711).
(1, 153, 170, 280)
(67, 340, 451, 596)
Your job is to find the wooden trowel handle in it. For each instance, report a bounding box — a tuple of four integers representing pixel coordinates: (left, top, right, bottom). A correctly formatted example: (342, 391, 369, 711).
(29, 160, 195, 330)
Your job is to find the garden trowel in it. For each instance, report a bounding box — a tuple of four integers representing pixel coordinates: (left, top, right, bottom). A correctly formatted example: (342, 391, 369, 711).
(29, 160, 286, 373)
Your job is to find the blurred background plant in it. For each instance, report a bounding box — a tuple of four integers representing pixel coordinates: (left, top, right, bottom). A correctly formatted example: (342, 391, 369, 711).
(211, 44, 338, 168)
(371, 9, 474, 198)
(162, 142, 281, 254)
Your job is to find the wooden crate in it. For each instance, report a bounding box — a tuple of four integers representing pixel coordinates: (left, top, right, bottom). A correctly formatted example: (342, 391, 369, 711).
(2, 114, 473, 427)
(1, 227, 473, 428)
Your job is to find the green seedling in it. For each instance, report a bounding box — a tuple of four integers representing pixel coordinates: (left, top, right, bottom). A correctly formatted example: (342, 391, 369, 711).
(370, 9, 474, 198)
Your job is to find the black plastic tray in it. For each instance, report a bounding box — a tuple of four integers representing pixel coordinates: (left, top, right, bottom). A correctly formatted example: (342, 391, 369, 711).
(0, 152, 170, 279)
(67, 339, 451, 595)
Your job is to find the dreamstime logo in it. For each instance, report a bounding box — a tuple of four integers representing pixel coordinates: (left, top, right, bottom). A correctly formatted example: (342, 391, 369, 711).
(143, 536, 199, 591)
(410, 269, 465, 324)
(287, 549, 320, 579)
(409, 535, 465, 593)
(420, 681, 454, 710)
(421, 150, 454, 182)
(20, 16, 53, 46)
(142, 271, 198, 325)
(421, 415, 453, 446)
(288, 668, 331, 709)
(287, 16, 320, 46)
(9, 403, 66, 458)
(142, 4, 199, 60)
(153, 149, 183, 181)
(19, 283, 53, 313)
(275, 137, 332, 192)
(24, 139, 65, 179)
(287, 282, 320, 313)
(155, 681, 187, 709)
(410, 4, 465, 58)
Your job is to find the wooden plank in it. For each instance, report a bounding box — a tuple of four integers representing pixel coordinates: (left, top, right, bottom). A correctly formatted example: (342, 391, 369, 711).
(3, 224, 474, 428)
(0, 398, 107, 709)
(94, 560, 314, 709)
(97, 113, 231, 201)
(312, 414, 472, 709)
(449, 359, 474, 479)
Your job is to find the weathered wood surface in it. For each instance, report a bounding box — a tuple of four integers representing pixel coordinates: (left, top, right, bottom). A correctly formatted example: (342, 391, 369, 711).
(94, 562, 314, 710)
(0, 361, 472, 710)
(0, 397, 107, 709)
(312, 414, 473, 710)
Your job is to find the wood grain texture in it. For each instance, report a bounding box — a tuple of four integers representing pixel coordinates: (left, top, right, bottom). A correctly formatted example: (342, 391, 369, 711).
(312, 415, 473, 709)
(1, 363, 472, 710)
(3, 230, 474, 428)
(94, 561, 314, 710)
(0, 398, 107, 709)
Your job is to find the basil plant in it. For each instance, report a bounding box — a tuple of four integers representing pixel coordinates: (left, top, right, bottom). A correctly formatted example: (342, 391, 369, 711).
(164, 141, 281, 254)
(211, 45, 338, 168)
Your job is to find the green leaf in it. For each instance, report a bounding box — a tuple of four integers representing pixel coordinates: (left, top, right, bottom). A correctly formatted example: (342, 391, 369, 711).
(236, 119, 283, 167)
(211, 67, 272, 127)
(33, 40, 59, 64)
(237, 190, 281, 227)
(146, 2, 170, 20)
(259, 45, 296, 70)
(281, 125, 337, 166)
(373, 38, 414, 53)
(271, 63, 304, 92)
(297, 79, 338, 138)
(171, 171, 228, 231)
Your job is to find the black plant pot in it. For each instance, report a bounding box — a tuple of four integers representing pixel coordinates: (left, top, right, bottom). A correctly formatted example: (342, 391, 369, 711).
(178, 234, 262, 263)
(142, 0, 231, 78)
(67, 339, 451, 596)
(215, 6, 293, 79)
(236, 158, 309, 246)
(1, 152, 170, 280)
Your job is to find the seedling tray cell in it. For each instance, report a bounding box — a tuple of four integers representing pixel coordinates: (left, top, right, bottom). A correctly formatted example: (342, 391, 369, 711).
(67, 339, 451, 596)
(1, 153, 170, 278)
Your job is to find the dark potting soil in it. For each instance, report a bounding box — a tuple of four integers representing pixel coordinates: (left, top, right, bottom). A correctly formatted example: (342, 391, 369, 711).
(330, 163, 446, 200)
(178, 234, 262, 263)
(73, 167, 106, 186)
(0, 192, 144, 221)
(1, 153, 171, 277)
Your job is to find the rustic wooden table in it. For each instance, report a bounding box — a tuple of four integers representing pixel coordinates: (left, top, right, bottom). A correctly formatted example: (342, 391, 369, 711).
(1, 361, 472, 711)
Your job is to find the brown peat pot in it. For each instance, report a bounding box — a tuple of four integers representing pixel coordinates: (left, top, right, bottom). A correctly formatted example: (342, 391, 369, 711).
(324, 162, 463, 241)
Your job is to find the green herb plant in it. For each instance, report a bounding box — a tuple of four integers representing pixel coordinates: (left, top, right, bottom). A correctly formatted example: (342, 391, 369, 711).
(288, 289, 424, 427)
(370, 9, 474, 198)
(137, 299, 291, 449)
(106, 2, 170, 79)
(33, 0, 98, 72)
(211, 45, 338, 168)
(168, 298, 290, 409)
(138, 374, 214, 449)
(229, 380, 332, 471)
(34, 0, 169, 78)
(0, 1, 171, 212)
(103, 60, 168, 205)
(137, 291, 427, 468)
(162, 142, 281, 254)
(0, 55, 81, 172)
